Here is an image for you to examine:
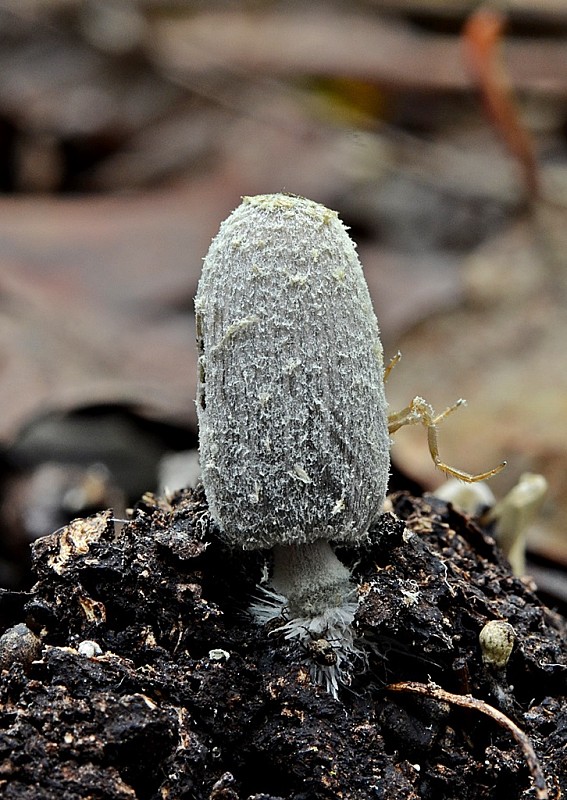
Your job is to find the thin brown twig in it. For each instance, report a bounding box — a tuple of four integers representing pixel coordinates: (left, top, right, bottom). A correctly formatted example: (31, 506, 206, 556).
(387, 680, 549, 800)
(463, 6, 540, 201)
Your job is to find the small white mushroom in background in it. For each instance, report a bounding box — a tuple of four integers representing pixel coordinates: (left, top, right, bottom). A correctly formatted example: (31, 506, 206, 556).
(432, 478, 496, 517)
(157, 450, 201, 495)
(433, 473, 549, 578)
(485, 473, 549, 576)
(195, 194, 390, 695)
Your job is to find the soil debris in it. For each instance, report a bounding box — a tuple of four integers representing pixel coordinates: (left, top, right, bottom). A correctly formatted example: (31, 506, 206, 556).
(0, 487, 565, 799)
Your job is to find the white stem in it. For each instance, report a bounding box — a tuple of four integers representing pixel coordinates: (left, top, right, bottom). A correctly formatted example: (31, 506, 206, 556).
(271, 539, 353, 618)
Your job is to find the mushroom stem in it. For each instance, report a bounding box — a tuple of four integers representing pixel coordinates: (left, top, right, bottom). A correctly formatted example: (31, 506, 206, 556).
(271, 539, 353, 619)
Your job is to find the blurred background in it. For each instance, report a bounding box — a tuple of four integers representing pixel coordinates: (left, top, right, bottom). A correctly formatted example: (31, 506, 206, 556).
(0, 0, 565, 606)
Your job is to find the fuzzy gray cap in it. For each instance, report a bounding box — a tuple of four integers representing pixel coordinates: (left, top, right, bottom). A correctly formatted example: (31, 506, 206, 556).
(195, 194, 390, 550)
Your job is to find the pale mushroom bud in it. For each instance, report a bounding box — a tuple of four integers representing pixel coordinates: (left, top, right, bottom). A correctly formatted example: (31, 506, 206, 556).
(479, 620, 517, 713)
(433, 478, 496, 517)
(486, 472, 548, 576)
(195, 193, 390, 694)
(479, 620, 515, 670)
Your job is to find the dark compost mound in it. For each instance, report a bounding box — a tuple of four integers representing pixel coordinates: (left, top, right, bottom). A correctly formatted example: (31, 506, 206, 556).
(0, 487, 565, 799)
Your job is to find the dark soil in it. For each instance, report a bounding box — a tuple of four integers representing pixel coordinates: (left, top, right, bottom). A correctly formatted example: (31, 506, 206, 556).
(0, 487, 565, 800)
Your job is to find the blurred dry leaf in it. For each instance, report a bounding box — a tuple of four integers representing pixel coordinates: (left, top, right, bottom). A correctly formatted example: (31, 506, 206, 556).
(0, 114, 409, 443)
(151, 8, 567, 93)
(359, 247, 463, 344)
(0, 180, 234, 441)
(384, 209, 567, 563)
(463, 6, 539, 198)
(366, 0, 567, 20)
(0, 25, 179, 139)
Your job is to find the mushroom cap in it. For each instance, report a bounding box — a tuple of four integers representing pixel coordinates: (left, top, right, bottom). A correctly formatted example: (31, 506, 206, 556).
(195, 193, 390, 550)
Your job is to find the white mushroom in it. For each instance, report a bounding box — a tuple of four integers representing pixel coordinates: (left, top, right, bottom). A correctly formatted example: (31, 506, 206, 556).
(195, 194, 390, 694)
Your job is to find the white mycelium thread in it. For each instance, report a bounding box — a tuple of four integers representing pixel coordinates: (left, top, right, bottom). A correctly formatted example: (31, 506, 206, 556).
(195, 193, 390, 695)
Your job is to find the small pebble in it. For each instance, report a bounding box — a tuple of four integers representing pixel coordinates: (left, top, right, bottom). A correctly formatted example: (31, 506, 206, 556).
(208, 648, 230, 662)
(78, 640, 103, 658)
(0, 623, 42, 670)
(479, 620, 515, 669)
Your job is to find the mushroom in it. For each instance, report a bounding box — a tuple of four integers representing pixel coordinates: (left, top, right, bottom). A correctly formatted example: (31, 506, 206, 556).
(195, 194, 390, 694)
(479, 620, 517, 714)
